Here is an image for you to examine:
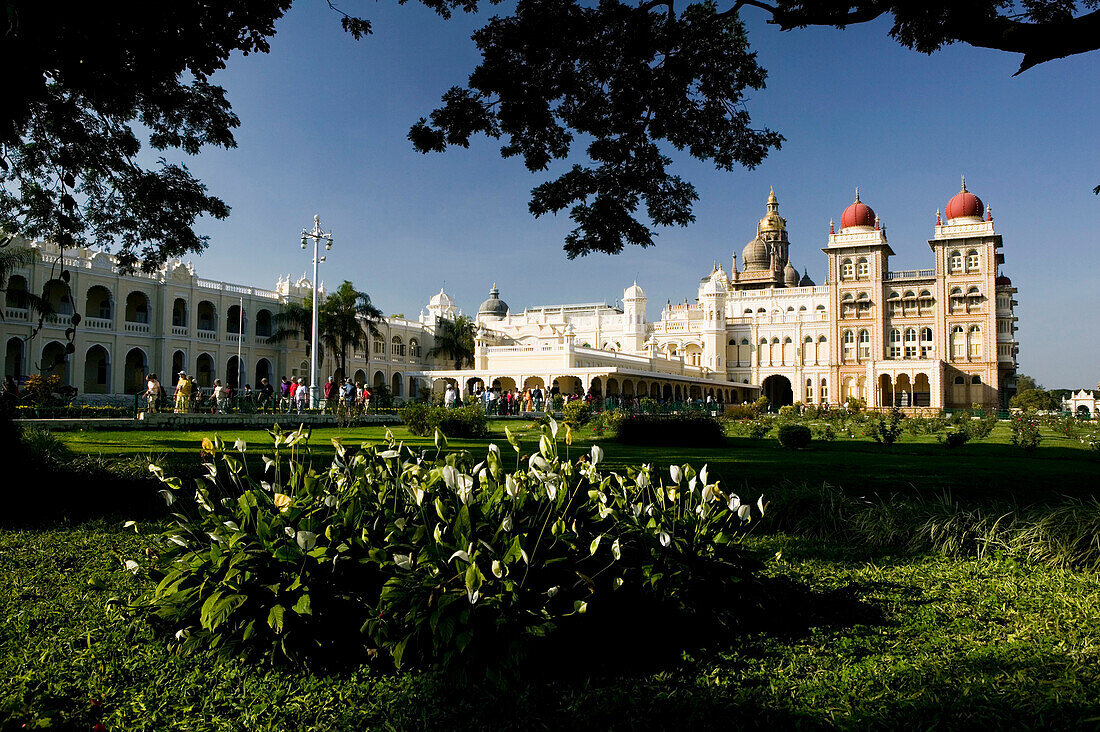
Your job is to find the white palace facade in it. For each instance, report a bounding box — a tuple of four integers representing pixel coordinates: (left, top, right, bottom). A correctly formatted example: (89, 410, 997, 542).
(1, 181, 1020, 410)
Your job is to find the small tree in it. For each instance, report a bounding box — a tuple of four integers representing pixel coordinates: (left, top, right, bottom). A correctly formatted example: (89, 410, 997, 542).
(868, 408, 904, 446)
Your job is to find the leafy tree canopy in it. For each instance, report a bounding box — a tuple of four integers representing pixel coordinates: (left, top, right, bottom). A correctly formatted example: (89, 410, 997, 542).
(3, 0, 1098, 272)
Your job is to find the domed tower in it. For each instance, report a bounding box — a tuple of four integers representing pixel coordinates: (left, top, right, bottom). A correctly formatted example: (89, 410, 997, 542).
(622, 281, 648, 352)
(945, 177, 984, 223)
(477, 284, 509, 323)
(737, 188, 793, 289)
(840, 188, 877, 232)
(699, 271, 728, 371)
(425, 286, 457, 320)
(783, 261, 800, 287)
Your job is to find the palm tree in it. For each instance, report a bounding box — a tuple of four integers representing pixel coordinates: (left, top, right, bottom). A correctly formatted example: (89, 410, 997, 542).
(320, 281, 384, 379)
(0, 244, 47, 319)
(427, 315, 476, 370)
(267, 296, 325, 366)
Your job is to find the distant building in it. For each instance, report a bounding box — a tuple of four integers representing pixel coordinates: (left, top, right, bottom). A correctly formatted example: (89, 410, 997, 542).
(1063, 390, 1098, 419)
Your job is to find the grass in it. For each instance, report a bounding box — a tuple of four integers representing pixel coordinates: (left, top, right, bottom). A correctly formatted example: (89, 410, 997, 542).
(3, 421, 1099, 729)
(2, 524, 1099, 730)
(53, 419, 1100, 504)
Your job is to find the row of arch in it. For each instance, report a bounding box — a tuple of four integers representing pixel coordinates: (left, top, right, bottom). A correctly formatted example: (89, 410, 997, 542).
(437, 375, 747, 404)
(369, 336, 421, 359)
(727, 335, 829, 367)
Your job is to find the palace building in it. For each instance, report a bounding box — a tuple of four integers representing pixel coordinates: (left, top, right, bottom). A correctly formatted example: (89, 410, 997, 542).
(1, 180, 1019, 410)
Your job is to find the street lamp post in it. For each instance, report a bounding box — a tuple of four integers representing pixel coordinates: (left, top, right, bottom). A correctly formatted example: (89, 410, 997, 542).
(301, 214, 333, 409)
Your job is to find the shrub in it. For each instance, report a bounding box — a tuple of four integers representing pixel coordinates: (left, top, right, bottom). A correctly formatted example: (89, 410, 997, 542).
(844, 396, 865, 413)
(778, 405, 796, 418)
(1011, 411, 1043, 451)
(965, 413, 999, 440)
(776, 424, 811, 449)
(591, 408, 627, 437)
(867, 409, 904, 445)
(810, 423, 836, 442)
(738, 418, 772, 440)
(722, 404, 757, 420)
(903, 417, 925, 436)
(562, 399, 593, 427)
(615, 413, 725, 447)
(940, 429, 971, 449)
(400, 403, 488, 438)
(126, 425, 767, 670)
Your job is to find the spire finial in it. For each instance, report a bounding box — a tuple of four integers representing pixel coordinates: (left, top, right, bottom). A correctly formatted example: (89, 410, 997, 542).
(829, 219, 835, 235)
(854, 186, 860, 203)
(936, 209, 942, 226)
(961, 175, 967, 192)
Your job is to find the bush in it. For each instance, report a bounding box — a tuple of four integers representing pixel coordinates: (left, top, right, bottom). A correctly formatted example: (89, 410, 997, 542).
(591, 408, 627, 437)
(965, 413, 999, 441)
(868, 409, 904, 446)
(562, 400, 593, 427)
(126, 425, 767, 670)
(400, 403, 488, 438)
(778, 405, 796, 418)
(940, 428, 971, 449)
(1011, 411, 1043, 451)
(735, 417, 772, 440)
(810, 423, 836, 442)
(776, 424, 811, 449)
(722, 404, 757, 420)
(615, 413, 726, 447)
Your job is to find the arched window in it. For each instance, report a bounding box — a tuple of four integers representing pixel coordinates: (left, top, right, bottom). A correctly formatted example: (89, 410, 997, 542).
(757, 307, 766, 314)
(968, 325, 982, 358)
(410, 338, 421, 358)
(888, 290, 902, 316)
(802, 336, 814, 365)
(799, 305, 807, 312)
(840, 258, 854, 280)
(786, 306, 794, 312)
(920, 327, 934, 358)
(816, 304, 826, 310)
(805, 378, 814, 402)
(374, 337, 385, 356)
(391, 336, 405, 357)
(966, 249, 980, 272)
(841, 292, 854, 319)
(856, 257, 869, 279)
(904, 328, 918, 358)
(949, 250, 963, 273)
(856, 292, 871, 316)
(858, 329, 871, 360)
(842, 330, 855, 362)
(951, 326, 965, 359)
(744, 308, 752, 315)
(950, 287, 964, 313)
(967, 286, 982, 311)
(820, 378, 828, 402)
(888, 328, 902, 359)
(971, 374, 982, 385)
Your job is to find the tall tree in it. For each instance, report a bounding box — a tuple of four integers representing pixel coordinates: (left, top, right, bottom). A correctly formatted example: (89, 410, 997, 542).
(320, 281, 385, 378)
(427, 316, 477, 371)
(4, 0, 1099, 274)
(268, 297, 324, 367)
(0, 246, 46, 318)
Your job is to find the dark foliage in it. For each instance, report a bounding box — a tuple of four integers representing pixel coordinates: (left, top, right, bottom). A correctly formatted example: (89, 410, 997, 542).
(401, 402, 488, 438)
(776, 423, 811, 449)
(616, 413, 726, 446)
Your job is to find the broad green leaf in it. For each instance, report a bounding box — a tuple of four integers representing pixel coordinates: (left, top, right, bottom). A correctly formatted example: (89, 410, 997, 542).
(292, 594, 312, 616)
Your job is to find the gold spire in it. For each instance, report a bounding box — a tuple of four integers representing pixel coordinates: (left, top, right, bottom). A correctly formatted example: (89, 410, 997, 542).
(961, 175, 967, 192)
(768, 186, 777, 204)
(854, 186, 860, 203)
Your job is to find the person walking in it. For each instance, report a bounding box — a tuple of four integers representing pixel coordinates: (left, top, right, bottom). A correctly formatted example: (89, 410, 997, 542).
(295, 378, 308, 414)
(174, 371, 190, 413)
(444, 383, 457, 409)
(212, 379, 226, 414)
(258, 378, 274, 412)
(144, 373, 161, 414)
(323, 376, 334, 411)
(280, 376, 291, 412)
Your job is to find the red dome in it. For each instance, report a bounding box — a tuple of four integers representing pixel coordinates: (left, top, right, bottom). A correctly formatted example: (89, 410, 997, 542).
(995, 274, 1012, 286)
(840, 189, 876, 230)
(946, 178, 984, 220)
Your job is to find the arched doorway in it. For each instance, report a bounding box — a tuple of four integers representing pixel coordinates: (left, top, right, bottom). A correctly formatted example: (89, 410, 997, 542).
(1077, 405, 1092, 419)
(85, 286, 113, 322)
(762, 374, 793, 408)
(196, 353, 214, 388)
(589, 377, 602, 398)
(124, 348, 147, 393)
(894, 374, 912, 407)
(523, 376, 545, 391)
(197, 301, 217, 332)
(83, 346, 111, 394)
(5, 338, 24, 380)
(255, 358, 272, 387)
(227, 355, 243, 389)
(879, 374, 894, 409)
(391, 372, 403, 398)
(353, 369, 366, 385)
(374, 371, 386, 388)
(172, 350, 186, 388)
(663, 384, 673, 401)
(41, 341, 69, 383)
(914, 373, 931, 407)
(493, 376, 517, 393)
(125, 291, 151, 325)
(552, 375, 582, 397)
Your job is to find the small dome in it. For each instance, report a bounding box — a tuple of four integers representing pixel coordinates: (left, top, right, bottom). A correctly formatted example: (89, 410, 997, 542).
(946, 177, 984, 221)
(428, 287, 455, 309)
(799, 269, 816, 287)
(783, 261, 799, 286)
(701, 276, 725, 297)
(742, 237, 768, 270)
(477, 284, 509, 319)
(995, 274, 1012, 287)
(840, 188, 876, 230)
(624, 281, 646, 300)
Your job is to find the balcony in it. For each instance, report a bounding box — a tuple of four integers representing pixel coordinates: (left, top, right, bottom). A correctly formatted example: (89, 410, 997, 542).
(197, 329, 216, 341)
(225, 333, 246, 344)
(886, 269, 935, 281)
(3, 307, 29, 321)
(44, 312, 73, 327)
(171, 325, 188, 337)
(125, 321, 151, 334)
(85, 317, 113, 330)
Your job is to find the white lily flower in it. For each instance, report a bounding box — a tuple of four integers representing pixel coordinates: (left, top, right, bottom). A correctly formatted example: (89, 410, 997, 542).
(502, 515, 513, 532)
(234, 438, 247, 452)
(394, 553, 413, 570)
(492, 560, 505, 578)
(669, 465, 682, 484)
(757, 495, 767, 516)
(547, 586, 560, 598)
(728, 494, 741, 512)
(505, 474, 520, 498)
(737, 505, 751, 521)
(123, 559, 140, 574)
(659, 531, 671, 547)
(488, 443, 500, 457)
(449, 549, 470, 563)
(296, 531, 318, 551)
(284, 526, 296, 538)
(590, 445, 604, 467)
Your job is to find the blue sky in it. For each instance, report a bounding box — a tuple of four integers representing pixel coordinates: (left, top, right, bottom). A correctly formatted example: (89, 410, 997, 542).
(176, 1, 1100, 388)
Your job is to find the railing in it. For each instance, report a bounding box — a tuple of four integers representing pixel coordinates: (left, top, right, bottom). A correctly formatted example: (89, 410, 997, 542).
(4, 307, 29, 321)
(44, 312, 73, 326)
(171, 325, 188, 337)
(194, 279, 281, 301)
(886, 269, 935, 281)
(197, 329, 216, 341)
(225, 333, 246, 344)
(124, 321, 151, 333)
(84, 316, 113, 330)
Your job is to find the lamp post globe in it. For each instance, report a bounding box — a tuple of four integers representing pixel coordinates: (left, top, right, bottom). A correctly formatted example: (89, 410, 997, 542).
(301, 214, 333, 409)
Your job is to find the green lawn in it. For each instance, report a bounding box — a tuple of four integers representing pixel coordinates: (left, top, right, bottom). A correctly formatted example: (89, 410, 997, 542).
(2, 524, 1098, 730)
(55, 420, 1100, 504)
(3, 421, 1098, 729)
